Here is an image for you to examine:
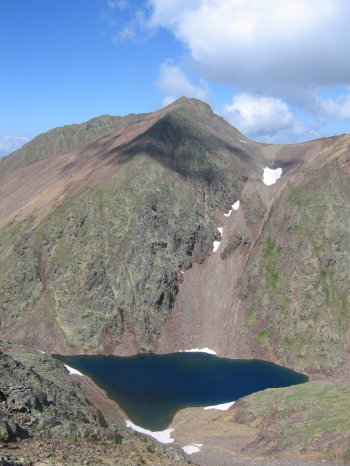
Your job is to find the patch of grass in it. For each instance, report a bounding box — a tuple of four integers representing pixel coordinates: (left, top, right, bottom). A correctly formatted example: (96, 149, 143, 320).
(330, 285, 350, 334)
(288, 184, 312, 207)
(283, 335, 309, 355)
(262, 236, 282, 294)
(247, 308, 258, 326)
(233, 381, 350, 457)
(0, 215, 35, 254)
(254, 329, 271, 348)
(343, 445, 350, 463)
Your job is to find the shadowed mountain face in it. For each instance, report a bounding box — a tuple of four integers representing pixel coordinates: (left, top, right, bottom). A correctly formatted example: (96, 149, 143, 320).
(0, 99, 252, 353)
(1, 98, 350, 377)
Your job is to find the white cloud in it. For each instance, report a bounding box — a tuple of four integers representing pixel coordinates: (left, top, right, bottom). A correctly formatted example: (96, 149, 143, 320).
(113, 0, 350, 142)
(161, 95, 177, 107)
(317, 88, 350, 120)
(107, 0, 128, 9)
(103, 1, 149, 43)
(223, 94, 294, 136)
(148, 0, 350, 98)
(157, 62, 209, 103)
(113, 8, 150, 42)
(116, 24, 137, 40)
(0, 136, 29, 156)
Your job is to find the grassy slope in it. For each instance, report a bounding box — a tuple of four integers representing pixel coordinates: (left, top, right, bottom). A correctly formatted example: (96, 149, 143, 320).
(2, 101, 350, 461)
(233, 380, 350, 463)
(242, 153, 350, 375)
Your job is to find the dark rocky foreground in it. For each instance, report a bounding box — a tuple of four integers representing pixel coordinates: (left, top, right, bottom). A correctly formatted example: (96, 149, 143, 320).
(0, 341, 191, 465)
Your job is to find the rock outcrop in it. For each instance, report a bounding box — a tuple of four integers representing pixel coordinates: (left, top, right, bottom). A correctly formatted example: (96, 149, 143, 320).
(1, 98, 350, 371)
(0, 341, 190, 465)
(1, 97, 350, 464)
(0, 98, 252, 353)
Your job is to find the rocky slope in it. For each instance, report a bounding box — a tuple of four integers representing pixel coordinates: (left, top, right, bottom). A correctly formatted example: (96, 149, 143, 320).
(0, 98, 255, 353)
(240, 145, 350, 375)
(157, 131, 350, 377)
(233, 380, 350, 462)
(0, 340, 190, 465)
(1, 97, 350, 463)
(170, 380, 350, 465)
(1, 99, 350, 369)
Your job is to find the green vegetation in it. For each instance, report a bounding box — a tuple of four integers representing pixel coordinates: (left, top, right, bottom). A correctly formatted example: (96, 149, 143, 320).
(261, 235, 282, 294)
(246, 308, 258, 327)
(288, 184, 312, 207)
(234, 381, 350, 461)
(254, 329, 271, 349)
(243, 157, 350, 373)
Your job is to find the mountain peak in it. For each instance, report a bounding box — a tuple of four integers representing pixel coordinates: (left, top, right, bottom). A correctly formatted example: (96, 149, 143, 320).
(162, 96, 213, 114)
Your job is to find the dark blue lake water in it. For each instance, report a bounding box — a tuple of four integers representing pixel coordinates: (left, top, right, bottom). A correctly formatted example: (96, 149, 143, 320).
(55, 352, 307, 430)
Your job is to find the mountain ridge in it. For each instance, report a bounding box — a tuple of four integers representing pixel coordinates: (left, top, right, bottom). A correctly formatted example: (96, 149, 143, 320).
(0, 113, 144, 178)
(1, 97, 350, 464)
(1, 98, 350, 370)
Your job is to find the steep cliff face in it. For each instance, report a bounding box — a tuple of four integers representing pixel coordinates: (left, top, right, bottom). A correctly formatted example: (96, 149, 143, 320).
(2, 98, 350, 463)
(1, 98, 350, 375)
(0, 98, 251, 353)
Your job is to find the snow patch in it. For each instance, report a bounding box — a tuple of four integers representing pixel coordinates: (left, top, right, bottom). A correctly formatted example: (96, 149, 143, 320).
(179, 348, 217, 355)
(213, 240, 221, 252)
(239, 139, 248, 144)
(232, 200, 240, 210)
(125, 420, 175, 444)
(38, 350, 46, 354)
(224, 200, 240, 217)
(182, 443, 203, 454)
(217, 227, 223, 235)
(64, 364, 83, 376)
(204, 401, 235, 411)
(263, 167, 282, 185)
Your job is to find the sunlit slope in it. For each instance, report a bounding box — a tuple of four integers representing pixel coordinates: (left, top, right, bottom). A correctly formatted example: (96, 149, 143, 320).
(0, 113, 141, 177)
(242, 136, 350, 374)
(0, 98, 252, 353)
(1, 97, 350, 377)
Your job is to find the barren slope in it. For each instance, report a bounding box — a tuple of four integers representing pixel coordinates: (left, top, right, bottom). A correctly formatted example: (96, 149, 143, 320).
(2, 98, 350, 464)
(158, 133, 350, 375)
(0, 98, 257, 354)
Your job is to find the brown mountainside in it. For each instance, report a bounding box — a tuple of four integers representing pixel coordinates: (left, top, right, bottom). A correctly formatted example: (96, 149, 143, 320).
(1, 98, 350, 376)
(2, 97, 350, 464)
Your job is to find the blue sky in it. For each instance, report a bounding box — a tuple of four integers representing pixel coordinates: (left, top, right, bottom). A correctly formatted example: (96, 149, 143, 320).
(1, 0, 349, 156)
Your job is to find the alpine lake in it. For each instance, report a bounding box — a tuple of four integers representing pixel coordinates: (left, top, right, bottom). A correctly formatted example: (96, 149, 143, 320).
(54, 352, 308, 431)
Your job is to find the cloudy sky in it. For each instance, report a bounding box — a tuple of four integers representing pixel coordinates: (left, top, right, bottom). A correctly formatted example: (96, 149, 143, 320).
(1, 0, 349, 156)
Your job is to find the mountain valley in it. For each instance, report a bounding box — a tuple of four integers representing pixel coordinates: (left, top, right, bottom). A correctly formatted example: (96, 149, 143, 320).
(1, 97, 350, 464)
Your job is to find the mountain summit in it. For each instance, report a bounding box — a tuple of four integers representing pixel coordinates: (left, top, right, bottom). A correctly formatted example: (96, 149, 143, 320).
(2, 98, 350, 463)
(1, 98, 350, 377)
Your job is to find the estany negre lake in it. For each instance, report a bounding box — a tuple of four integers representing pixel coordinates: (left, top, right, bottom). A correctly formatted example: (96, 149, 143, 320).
(55, 351, 308, 431)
